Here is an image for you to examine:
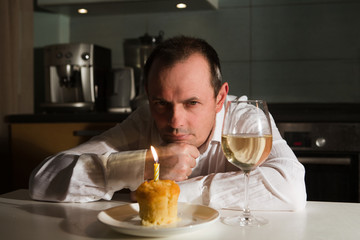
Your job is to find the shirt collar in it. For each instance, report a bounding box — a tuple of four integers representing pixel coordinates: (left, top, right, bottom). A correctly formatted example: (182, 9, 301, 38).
(212, 104, 225, 143)
(211, 95, 247, 143)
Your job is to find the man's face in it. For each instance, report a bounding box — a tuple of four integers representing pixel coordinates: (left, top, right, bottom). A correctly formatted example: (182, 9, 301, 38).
(147, 53, 227, 148)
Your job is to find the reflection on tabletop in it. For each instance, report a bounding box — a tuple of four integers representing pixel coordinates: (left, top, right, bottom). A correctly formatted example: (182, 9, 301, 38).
(1, 189, 360, 240)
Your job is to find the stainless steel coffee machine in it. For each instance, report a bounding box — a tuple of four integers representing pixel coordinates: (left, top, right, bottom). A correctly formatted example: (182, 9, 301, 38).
(123, 32, 163, 110)
(41, 43, 111, 112)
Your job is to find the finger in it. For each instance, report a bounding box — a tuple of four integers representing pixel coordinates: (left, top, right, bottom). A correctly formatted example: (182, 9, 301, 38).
(189, 157, 196, 168)
(187, 145, 200, 159)
(186, 168, 193, 177)
(174, 175, 187, 182)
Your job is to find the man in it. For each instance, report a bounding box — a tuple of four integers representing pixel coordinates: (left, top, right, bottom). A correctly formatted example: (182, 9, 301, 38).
(29, 36, 306, 211)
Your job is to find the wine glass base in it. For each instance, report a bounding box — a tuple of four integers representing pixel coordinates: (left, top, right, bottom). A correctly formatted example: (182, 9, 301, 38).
(221, 215, 268, 227)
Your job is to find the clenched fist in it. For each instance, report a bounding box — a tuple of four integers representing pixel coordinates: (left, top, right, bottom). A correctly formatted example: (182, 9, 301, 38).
(145, 143, 200, 182)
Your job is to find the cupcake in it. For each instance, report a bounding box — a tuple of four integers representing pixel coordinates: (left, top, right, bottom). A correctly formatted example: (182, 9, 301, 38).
(135, 179, 180, 226)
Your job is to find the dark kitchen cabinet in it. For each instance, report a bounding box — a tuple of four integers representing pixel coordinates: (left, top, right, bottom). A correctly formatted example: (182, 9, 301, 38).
(10, 122, 116, 190)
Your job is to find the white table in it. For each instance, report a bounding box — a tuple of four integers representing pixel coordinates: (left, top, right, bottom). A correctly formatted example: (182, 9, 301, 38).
(1, 189, 360, 240)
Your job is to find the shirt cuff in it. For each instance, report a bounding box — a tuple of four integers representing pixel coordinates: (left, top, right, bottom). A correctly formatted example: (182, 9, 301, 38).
(177, 176, 207, 205)
(106, 150, 147, 192)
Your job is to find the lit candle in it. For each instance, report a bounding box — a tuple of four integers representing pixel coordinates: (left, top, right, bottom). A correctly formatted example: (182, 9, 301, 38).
(150, 146, 159, 181)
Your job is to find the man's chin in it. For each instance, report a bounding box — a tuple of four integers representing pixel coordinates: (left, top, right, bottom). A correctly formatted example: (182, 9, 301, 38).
(164, 139, 191, 144)
(162, 136, 194, 145)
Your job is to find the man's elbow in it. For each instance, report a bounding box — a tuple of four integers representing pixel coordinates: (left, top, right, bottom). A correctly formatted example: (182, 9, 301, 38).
(284, 181, 307, 211)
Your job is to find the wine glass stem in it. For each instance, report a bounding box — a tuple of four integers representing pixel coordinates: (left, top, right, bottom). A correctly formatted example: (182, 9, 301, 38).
(243, 172, 251, 219)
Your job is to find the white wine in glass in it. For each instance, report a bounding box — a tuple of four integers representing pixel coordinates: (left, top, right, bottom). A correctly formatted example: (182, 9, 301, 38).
(221, 100, 272, 226)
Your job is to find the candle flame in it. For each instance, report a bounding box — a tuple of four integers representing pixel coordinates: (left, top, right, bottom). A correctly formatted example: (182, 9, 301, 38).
(151, 146, 160, 181)
(150, 146, 159, 163)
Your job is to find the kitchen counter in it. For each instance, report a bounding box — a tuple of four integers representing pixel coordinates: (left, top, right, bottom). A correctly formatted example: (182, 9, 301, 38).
(5, 112, 130, 123)
(1, 189, 360, 240)
(5, 103, 360, 124)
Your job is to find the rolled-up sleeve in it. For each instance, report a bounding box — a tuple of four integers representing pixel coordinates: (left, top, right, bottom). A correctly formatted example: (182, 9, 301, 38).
(29, 105, 153, 202)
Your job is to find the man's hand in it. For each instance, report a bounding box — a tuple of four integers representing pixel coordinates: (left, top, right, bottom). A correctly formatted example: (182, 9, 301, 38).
(145, 143, 200, 182)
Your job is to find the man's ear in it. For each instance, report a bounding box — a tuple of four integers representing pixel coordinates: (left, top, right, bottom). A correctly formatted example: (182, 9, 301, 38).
(215, 82, 229, 113)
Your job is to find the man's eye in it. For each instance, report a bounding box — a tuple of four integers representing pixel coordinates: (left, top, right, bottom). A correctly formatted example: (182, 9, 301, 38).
(188, 101, 199, 106)
(154, 101, 167, 106)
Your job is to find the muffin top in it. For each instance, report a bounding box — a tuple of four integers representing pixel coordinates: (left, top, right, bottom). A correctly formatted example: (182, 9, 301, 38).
(136, 180, 180, 200)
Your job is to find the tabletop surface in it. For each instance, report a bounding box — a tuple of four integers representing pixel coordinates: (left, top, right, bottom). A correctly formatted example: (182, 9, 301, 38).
(1, 189, 360, 240)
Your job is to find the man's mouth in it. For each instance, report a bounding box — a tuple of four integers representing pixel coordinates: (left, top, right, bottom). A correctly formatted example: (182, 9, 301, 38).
(162, 129, 193, 142)
(164, 133, 190, 141)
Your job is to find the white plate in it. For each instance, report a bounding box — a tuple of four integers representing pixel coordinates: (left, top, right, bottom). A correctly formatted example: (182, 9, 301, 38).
(97, 202, 220, 237)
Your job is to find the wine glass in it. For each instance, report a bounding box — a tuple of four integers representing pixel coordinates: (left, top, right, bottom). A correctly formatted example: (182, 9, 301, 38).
(221, 99, 272, 226)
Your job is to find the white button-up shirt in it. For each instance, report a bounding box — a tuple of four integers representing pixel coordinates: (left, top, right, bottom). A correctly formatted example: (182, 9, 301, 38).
(29, 96, 306, 211)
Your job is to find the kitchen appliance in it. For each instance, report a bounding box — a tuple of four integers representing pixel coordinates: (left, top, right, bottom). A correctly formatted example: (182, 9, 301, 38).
(41, 43, 111, 112)
(277, 122, 360, 203)
(107, 67, 135, 113)
(123, 31, 163, 109)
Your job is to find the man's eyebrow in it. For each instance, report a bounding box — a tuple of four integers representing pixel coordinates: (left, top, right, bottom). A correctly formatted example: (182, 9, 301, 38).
(150, 97, 167, 101)
(150, 96, 201, 103)
(184, 97, 200, 102)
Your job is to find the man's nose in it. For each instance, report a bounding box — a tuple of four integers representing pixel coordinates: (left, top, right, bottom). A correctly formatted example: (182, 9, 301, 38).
(169, 105, 185, 128)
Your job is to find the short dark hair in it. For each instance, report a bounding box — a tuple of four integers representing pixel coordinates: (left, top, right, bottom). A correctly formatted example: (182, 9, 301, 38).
(144, 36, 223, 97)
